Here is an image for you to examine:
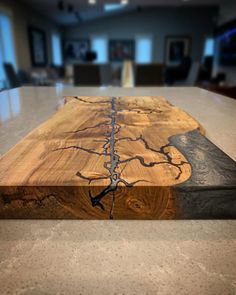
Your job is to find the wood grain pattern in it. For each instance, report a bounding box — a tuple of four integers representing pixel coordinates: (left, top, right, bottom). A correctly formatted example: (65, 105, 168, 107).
(0, 96, 235, 219)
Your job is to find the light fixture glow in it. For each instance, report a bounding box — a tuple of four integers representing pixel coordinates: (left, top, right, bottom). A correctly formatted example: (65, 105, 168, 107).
(121, 0, 128, 4)
(88, 0, 96, 5)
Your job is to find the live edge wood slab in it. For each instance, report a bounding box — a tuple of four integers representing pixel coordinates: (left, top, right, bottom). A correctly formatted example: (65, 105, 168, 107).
(0, 96, 236, 219)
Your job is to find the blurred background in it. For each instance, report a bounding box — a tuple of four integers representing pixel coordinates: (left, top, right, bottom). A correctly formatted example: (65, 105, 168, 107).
(0, 0, 235, 97)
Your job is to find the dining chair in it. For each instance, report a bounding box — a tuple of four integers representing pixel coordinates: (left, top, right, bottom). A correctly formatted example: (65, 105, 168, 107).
(135, 64, 164, 86)
(74, 64, 101, 86)
(174, 61, 200, 86)
(4, 63, 21, 89)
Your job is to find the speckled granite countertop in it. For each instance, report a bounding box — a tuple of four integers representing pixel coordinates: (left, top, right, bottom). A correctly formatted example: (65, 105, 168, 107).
(0, 87, 236, 295)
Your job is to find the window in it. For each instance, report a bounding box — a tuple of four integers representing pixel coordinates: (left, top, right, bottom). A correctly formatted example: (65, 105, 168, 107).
(0, 40, 4, 88)
(104, 4, 126, 12)
(91, 36, 108, 63)
(136, 35, 153, 64)
(51, 33, 62, 66)
(0, 11, 17, 88)
(204, 38, 215, 57)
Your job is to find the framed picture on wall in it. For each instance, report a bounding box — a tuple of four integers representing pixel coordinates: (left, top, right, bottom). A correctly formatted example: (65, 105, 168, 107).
(109, 40, 135, 62)
(63, 39, 90, 62)
(219, 29, 236, 66)
(28, 26, 48, 67)
(165, 36, 191, 66)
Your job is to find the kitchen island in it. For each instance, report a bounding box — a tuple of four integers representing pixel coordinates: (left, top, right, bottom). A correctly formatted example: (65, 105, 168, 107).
(0, 86, 235, 294)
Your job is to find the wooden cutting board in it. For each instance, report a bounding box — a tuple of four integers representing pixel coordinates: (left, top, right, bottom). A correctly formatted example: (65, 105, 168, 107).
(0, 96, 235, 219)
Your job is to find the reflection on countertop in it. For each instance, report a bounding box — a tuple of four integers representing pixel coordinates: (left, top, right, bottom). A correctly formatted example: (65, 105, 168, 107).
(0, 88, 20, 122)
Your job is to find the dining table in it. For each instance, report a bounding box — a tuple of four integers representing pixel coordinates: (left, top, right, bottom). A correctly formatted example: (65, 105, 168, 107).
(0, 86, 235, 295)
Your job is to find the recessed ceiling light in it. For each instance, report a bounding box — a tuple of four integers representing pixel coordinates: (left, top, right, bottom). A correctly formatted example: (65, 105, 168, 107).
(121, 0, 129, 4)
(88, 0, 96, 5)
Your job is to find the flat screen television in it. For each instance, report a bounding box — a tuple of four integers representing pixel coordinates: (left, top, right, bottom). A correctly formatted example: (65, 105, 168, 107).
(219, 28, 236, 66)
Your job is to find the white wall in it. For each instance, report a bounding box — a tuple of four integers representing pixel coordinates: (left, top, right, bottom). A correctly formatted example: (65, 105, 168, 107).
(63, 7, 218, 64)
(0, 0, 60, 70)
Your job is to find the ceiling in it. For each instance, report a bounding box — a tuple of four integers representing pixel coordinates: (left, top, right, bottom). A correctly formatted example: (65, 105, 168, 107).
(21, 0, 224, 26)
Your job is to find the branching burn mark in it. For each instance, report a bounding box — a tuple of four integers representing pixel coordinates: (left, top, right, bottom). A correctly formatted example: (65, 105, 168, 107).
(76, 171, 110, 184)
(116, 135, 188, 180)
(52, 97, 189, 218)
(66, 121, 110, 134)
(52, 145, 109, 156)
(74, 97, 110, 105)
(124, 108, 163, 115)
(86, 97, 149, 218)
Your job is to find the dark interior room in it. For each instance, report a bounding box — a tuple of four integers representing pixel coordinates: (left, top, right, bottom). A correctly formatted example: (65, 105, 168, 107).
(0, 0, 236, 294)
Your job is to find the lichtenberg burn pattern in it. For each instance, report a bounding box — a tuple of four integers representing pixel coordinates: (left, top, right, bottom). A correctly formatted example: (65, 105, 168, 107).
(53, 96, 188, 219)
